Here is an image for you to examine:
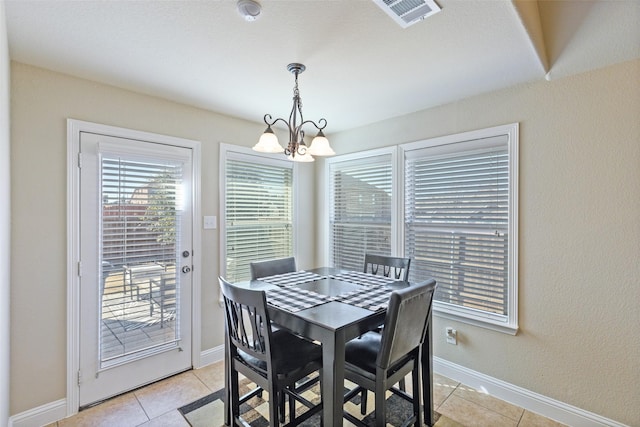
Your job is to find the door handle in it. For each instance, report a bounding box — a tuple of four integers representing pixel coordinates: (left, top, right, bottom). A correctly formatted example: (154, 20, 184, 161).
(182, 266, 191, 274)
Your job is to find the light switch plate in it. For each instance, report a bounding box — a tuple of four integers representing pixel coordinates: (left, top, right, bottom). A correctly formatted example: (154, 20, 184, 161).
(203, 216, 217, 229)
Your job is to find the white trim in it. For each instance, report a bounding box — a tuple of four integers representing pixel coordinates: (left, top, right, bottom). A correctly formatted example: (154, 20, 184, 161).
(66, 119, 202, 415)
(8, 399, 66, 427)
(66, 119, 81, 417)
(402, 123, 519, 333)
(324, 145, 397, 164)
(434, 357, 629, 427)
(218, 143, 296, 285)
(199, 344, 225, 367)
(322, 146, 399, 266)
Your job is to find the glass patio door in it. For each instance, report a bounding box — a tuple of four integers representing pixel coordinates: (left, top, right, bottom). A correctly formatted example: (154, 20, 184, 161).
(78, 131, 193, 407)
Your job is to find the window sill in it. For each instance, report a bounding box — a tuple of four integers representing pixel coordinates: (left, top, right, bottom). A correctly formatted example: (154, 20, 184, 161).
(434, 307, 519, 336)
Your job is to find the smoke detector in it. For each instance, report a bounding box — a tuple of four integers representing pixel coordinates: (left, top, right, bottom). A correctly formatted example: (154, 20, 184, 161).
(373, 0, 441, 28)
(237, 0, 262, 22)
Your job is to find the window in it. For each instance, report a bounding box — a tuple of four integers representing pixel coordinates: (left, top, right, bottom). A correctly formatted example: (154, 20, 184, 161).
(324, 124, 518, 333)
(221, 145, 295, 282)
(403, 124, 518, 333)
(326, 148, 396, 271)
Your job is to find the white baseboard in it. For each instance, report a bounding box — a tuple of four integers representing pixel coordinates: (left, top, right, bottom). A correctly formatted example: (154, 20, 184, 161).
(8, 399, 66, 427)
(434, 357, 628, 427)
(198, 344, 224, 368)
(10, 352, 624, 427)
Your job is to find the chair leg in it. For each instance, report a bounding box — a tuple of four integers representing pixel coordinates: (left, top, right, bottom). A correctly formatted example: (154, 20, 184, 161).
(412, 365, 423, 427)
(229, 368, 241, 425)
(288, 387, 296, 424)
(399, 377, 406, 391)
(375, 380, 387, 427)
(360, 389, 368, 415)
(268, 383, 280, 427)
(279, 391, 285, 423)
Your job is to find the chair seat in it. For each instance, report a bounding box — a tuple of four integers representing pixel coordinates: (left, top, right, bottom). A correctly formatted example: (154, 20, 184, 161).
(345, 332, 413, 381)
(239, 329, 322, 382)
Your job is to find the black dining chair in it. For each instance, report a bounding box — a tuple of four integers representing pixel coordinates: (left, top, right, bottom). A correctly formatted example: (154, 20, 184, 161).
(363, 253, 413, 389)
(342, 279, 436, 427)
(363, 253, 411, 282)
(220, 277, 323, 426)
(250, 256, 297, 280)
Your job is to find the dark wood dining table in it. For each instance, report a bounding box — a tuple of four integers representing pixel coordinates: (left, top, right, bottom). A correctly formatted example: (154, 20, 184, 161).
(223, 267, 435, 426)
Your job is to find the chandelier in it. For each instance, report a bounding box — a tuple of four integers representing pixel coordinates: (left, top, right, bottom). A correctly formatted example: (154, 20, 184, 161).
(253, 63, 335, 162)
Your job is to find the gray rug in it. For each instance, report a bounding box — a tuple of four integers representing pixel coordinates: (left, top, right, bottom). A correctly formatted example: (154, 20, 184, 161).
(179, 378, 445, 426)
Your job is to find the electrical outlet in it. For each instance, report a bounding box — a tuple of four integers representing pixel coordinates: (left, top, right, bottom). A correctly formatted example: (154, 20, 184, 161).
(446, 327, 457, 345)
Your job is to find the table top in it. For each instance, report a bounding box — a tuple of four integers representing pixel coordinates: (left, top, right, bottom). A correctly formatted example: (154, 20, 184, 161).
(233, 267, 409, 333)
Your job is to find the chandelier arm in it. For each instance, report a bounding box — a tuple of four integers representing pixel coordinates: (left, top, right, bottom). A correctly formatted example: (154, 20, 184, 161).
(296, 118, 328, 132)
(264, 114, 295, 133)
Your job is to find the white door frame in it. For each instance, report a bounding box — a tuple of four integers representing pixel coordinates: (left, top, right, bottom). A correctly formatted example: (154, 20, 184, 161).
(66, 119, 202, 416)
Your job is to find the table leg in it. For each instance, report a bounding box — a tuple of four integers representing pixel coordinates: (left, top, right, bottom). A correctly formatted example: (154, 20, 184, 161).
(321, 330, 346, 426)
(422, 312, 434, 425)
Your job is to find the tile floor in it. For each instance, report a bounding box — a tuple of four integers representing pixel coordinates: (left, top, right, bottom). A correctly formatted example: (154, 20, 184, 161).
(46, 360, 566, 427)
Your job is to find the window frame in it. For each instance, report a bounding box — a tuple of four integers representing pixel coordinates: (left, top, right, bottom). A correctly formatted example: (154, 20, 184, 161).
(219, 143, 299, 282)
(401, 123, 519, 334)
(322, 124, 518, 334)
(322, 147, 401, 267)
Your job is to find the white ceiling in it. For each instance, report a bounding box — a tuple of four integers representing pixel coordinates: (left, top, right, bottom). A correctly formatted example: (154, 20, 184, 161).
(5, 0, 640, 132)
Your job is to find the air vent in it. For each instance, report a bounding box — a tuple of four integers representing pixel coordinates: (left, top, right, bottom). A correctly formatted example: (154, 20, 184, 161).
(373, 0, 441, 28)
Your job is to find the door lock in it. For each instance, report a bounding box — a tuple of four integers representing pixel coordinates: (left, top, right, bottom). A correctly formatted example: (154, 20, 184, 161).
(182, 250, 190, 258)
(182, 266, 191, 274)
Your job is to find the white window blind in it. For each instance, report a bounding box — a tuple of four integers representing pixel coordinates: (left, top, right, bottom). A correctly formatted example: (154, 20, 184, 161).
(102, 159, 182, 267)
(101, 156, 182, 364)
(404, 133, 514, 326)
(329, 154, 393, 270)
(224, 155, 293, 282)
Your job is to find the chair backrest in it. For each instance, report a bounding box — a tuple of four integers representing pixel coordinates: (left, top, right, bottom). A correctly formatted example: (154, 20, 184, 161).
(219, 276, 273, 373)
(377, 279, 436, 369)
(363, 254, 411, 281)
(250, 257, 297, 280)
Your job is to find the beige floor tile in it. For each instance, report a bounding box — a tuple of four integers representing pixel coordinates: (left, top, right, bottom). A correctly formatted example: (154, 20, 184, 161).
(138, 409, 191, 427)
(433, 373, 460, 408)
(183, 398, 226, 427)
(434, 413, 466, 427)
(193, 360, 226, 391)
(452, 384, 524, 421)
(58, 392, 148, 427)
(438, 394, 518, 427)
(518, 410, 568, 427)
(134, 371, 211, 419)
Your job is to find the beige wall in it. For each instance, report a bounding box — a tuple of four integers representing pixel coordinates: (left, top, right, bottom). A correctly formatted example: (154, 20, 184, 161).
(325, 59, 640, 425)
(8, 62, 316, 415)
(1, 3, 11, 425)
